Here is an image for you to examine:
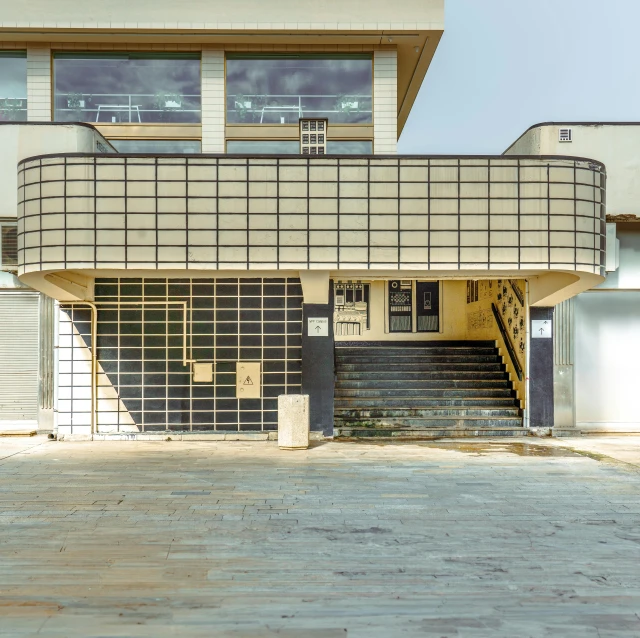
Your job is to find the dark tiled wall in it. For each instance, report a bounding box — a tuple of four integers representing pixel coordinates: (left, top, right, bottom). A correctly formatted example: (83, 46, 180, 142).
(64, 277, 303, 432)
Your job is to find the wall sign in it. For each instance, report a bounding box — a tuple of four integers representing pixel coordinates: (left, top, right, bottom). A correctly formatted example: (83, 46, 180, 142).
(236, 362, 261, 398)
(532, 320, 552, 339)
(308, 317, 329, 336)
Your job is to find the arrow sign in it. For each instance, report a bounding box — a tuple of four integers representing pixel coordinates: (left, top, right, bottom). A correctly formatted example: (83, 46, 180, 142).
(532, 319, 552, 339)
(308, 317, 329, 336)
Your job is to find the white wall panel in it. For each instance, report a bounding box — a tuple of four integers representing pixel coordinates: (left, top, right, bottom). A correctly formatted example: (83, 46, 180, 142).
(575, 291, 640, 431)
(373, 50, 397, 155)
(201, 49, 225, 153)
(27, 45, 51, 122)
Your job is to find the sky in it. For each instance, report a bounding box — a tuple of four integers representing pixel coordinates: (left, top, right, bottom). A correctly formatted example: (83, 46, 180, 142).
(398, 0, 640, 155)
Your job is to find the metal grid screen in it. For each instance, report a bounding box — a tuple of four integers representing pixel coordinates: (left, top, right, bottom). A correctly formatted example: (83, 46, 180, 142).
(58, 277, 303, 433)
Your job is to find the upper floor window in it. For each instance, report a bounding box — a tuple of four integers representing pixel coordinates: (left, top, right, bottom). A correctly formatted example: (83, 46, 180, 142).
(226, 54, 372, 125)
(53, 53, 201, 124)
(0, 52, 27, 122)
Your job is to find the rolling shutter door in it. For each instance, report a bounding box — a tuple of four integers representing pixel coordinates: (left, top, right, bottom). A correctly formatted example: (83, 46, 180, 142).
(0, 293, 39, 421)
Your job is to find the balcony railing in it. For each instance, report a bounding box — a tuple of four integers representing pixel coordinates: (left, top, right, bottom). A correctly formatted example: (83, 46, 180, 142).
(226, 93, 372, 124)
(54, 93, 201, 124)
(0, 98, 28, 122)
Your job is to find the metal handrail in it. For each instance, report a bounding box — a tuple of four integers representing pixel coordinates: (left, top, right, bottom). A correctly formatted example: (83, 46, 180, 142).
(491, 302, 523, 381)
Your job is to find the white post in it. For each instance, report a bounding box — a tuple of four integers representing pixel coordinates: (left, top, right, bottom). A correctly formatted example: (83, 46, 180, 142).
(278, 395, 310, 450)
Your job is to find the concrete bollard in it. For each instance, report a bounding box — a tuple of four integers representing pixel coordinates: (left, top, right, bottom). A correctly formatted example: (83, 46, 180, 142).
(278, 394, 310, 450)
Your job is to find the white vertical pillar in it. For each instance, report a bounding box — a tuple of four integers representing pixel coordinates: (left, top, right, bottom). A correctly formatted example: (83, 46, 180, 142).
(27, 45, 52, 122)
(201, 49, 225, 153)
(373, 49, 397, 155)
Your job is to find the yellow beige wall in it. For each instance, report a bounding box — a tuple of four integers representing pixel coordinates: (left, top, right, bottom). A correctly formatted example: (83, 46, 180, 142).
(334, 279, 470, 342)
(465, 279, 527, 405)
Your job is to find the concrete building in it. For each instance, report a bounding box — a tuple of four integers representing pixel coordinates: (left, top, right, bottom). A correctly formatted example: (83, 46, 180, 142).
(0, 1, 609, 439)
(506, 123, 640, 433)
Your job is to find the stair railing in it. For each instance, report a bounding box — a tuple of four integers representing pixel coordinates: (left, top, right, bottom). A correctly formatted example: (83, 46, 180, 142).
(491, 303, 523, 381)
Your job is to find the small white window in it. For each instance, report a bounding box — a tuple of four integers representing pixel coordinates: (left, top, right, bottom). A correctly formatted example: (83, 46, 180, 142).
(559, 128, 572, 142)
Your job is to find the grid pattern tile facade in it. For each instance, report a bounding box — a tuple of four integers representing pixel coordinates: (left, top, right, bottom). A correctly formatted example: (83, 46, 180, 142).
(17, 155, 606, 276)
(58, 277, 303, 434)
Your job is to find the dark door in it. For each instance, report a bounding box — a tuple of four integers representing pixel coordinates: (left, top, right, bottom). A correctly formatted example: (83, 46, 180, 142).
(388, 280, 413, 332)
(416, 281, 440, 332)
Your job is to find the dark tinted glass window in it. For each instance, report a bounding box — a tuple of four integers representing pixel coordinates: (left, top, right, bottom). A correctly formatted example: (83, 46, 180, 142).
(54, 53, 201, 123)
(226, 55, 372, 125)
(1, 224, 17, 268)
(0, 52, 27, 122)
(226, 140, 373, 155)
(110, 139, 201, 154)
(227, 140, 299, 154)
(326, 141, 373, 155)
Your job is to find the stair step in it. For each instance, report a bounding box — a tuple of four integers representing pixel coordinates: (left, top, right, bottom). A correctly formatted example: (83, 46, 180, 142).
(337, 380, 511, 389)
(333, 416, 524, 428)
(336, 363, 504, 372)
(336, 347, 497, 357)
(335, 388, 515, 398)
(335, 355, 500, 364)
(334, 397, 518, 408)
(337, 371, 506, 380)
(335, 408, 521, 418)
(335, 426, 529, 439)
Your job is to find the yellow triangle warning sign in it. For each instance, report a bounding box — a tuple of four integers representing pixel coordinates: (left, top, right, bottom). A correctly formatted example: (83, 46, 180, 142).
(243, 376, 254, 385)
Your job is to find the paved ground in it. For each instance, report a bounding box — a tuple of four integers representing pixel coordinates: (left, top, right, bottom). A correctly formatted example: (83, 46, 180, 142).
(1, 436, 640, 637)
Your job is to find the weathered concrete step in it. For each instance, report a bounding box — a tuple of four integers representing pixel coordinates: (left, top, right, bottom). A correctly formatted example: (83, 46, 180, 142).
(336, 347, 497, 357)
(335, 408, 521, 418)
(334, 416, 524, 428)
(336, 362, 504, 372)
(337, 379, 511, 389)
(334, 397, 518, 408)
(337, 371, 506, 380)
(335, 355, 500, 364)
(335, 388, 515, 398)
(334, 426, 529, 439)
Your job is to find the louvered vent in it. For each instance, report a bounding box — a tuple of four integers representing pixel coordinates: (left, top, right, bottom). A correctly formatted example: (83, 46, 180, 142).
(300, 119, 327, 155)
(559, 128, 572, 142)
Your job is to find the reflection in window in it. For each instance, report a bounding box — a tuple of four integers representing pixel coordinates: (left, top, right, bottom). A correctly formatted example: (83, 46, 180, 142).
(110, 139, 202, 154)
(0, 52, 27, 122)
(226, 140, 374, 156)
(226, 55, 372, 125)
(327, 141, 373, 155)
(227, 140, 300, 155)
(53, 53, 201, 124)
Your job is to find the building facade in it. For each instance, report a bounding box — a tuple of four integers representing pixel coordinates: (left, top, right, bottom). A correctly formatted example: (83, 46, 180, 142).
(1, 2, 609, 439)
(506, 123, 640, 433)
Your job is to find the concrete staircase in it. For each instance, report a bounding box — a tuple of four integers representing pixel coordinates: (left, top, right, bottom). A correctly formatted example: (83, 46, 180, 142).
(334, 341, 524, 438)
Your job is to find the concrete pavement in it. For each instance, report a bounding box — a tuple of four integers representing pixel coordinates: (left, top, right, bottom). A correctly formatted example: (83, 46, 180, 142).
(1, 436, 640, 637)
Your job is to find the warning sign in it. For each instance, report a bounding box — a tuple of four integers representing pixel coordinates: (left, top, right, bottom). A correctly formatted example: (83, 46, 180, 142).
(236, 362, 261, 398)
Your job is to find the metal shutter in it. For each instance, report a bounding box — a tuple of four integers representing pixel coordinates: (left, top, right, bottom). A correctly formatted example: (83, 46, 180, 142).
(0, 293, 39, 421)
